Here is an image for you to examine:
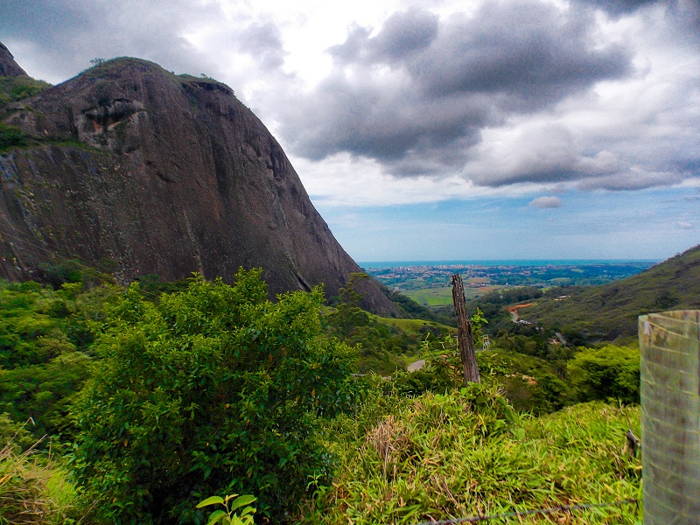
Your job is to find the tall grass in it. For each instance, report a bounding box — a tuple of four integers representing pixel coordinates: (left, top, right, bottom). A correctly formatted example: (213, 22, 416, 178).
(305, 386, 641, 524)
(0, 422, 83, 524)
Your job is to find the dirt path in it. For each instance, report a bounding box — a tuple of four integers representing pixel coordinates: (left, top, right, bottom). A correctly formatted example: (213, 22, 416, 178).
(505, 302, 536, 322)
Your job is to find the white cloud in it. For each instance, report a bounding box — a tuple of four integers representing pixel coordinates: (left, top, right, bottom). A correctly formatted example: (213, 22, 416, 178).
(529, 196, 562, 208)
(292, 153, 548, 207)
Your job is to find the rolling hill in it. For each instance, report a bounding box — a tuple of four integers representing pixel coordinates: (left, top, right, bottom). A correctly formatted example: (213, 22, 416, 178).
(521, 244, 700, 341)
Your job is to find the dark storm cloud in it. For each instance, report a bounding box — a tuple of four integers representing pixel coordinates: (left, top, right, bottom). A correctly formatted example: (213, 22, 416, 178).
(330, 10, 439, 63)
(280, 0, 631, 178)
(410, 2, 629, 107)
(670, 0, 700, 41)
(0, 0, 226, 82)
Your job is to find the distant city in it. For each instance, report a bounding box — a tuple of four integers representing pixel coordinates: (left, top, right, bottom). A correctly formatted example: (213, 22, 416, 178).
(361, 260, 657, 306)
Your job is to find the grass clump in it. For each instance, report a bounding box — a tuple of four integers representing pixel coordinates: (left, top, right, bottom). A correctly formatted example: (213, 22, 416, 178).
(0, 416, 83, 524)
(306, 386, 641, 524)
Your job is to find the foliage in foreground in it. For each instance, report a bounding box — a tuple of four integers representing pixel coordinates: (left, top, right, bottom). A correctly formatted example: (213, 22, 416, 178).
(196, 494, 257, 525)
(0, 416, 82, 524)
(388, 330, 639, 415)
(568, 344, 640, 404)
(70, 270, 359, 523)
(306, 387, 641, 524)
(0, 266, 645, 524)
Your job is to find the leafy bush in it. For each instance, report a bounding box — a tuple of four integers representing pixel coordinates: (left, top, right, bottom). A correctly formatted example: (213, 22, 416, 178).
(567, 344, 640, 403)
(0, 123, 27, 151)
(70, 270, 359, 523)
(477, 349, 572, 414)
(0, 352, 92, 439)
(0, 279, 115, 439)
(37, 259, 114, 289)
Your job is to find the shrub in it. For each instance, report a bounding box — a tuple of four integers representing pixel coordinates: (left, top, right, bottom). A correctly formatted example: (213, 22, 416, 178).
(567, 344, 639, 403)
(70, 269, 359, 523)
(477, 350, 572, 414)
(0, 123, 27, 151)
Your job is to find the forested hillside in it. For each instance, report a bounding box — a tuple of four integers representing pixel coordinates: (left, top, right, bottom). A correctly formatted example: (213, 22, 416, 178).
(521, 245, 700, 341)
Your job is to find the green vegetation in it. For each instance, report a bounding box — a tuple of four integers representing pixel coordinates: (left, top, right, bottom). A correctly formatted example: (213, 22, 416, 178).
(405, 285, 502, 306)
(0, 123, 27, 151)
(0, 124, 95, 154)
(0, 266, 646, 523)
(305, 388, 641, 524)
(568, 344, 640, 404)
(0, 277, 119, 439)
(478, 350, 572, 414)
(0, 75, 50, 106)
(404, 286, 454, 306)
(0, 417, 82, 524)
(196, 494, 257, 525)
(325, 274, 452, 374)
(71, 270, 358, 523)
(523, 245, 700, 341)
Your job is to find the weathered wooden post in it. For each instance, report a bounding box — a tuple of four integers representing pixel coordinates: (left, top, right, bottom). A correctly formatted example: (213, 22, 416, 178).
(639, 310, 700, 524)
(451, 274, 480, 383)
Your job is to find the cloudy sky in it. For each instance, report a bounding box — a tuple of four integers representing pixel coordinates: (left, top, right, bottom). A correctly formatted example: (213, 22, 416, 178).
(2, 0, 699, 261)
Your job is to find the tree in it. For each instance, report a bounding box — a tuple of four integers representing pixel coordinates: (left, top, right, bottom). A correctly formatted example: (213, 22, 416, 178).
(567, 344, 639, 403)
(71, 269, 357, 523)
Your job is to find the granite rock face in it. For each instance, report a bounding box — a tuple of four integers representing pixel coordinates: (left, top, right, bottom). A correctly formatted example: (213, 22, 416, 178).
(0, 48, 398, 315)
(0, 43, 27, 77)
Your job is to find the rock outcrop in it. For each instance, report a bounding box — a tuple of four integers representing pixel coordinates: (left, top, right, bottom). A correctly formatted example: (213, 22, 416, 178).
(0, 43, 27, 77)
(0, 47, 398, 315)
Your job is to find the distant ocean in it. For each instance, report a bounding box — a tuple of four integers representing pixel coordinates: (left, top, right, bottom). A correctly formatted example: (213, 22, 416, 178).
(358, 259, 659, 269)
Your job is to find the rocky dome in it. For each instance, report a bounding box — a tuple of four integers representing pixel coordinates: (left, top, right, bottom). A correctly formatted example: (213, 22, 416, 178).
(0, 48, 398, 315)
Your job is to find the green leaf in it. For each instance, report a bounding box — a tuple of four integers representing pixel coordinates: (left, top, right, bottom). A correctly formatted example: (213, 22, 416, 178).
(229, 494, 256, 512)
(206, 509, 228, 525)
(240, 506, 256, 515)
(223, 493, 239, 503)
(197, 496, 225, 508)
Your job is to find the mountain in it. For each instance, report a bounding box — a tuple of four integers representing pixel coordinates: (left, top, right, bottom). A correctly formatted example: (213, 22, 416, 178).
(0, 45, 399, 315)
(521, 244, 700, 341)
(0, 42, 27, 77)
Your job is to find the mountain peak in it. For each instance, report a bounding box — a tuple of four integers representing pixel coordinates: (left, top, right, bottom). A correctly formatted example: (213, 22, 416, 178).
(0, 42, 28, 77)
